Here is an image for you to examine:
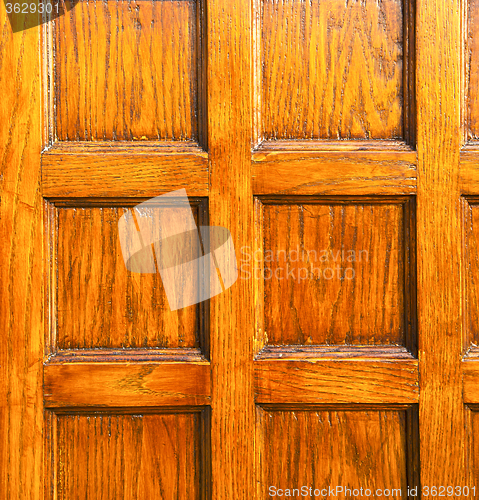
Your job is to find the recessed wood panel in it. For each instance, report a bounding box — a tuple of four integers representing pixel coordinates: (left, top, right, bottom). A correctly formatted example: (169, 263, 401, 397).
(49, 412, 203, 499)
(52, 201, 206, 350)
(257, 409, 408, 498)
(257, 200, 413, 346)
(470, 410, 479, 486)
(53, 0, 201, 141)
(465, 201, 479, 345)
(468, 0, 479, 141)
(260, 0, 407, 140)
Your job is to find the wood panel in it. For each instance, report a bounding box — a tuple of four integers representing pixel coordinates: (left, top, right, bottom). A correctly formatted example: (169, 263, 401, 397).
(256, 409, 408, 499)
(51, 201, 206, 351)
(467, 0, 479, 141)
(464, 199, 479, 346)
(255, 348, 419, 404)
(259, 0, 408, 141)
(257, 199, 414, 347)
(468, 408, 479, 487)
(0, 5, 43, 498)
(48, 412, 203, 499)
(252, 147, 417, 196)
(42, 143, 208, 198)
(44, 363, 211, 407)
(52, 0, 202, 142)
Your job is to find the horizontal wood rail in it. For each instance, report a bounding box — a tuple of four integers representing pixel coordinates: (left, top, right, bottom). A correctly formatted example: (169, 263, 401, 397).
(44, 362, 211, 408)
(254, 346, 419, 404)
(253, 145, 417, 196)
(42, 142, 209, 197)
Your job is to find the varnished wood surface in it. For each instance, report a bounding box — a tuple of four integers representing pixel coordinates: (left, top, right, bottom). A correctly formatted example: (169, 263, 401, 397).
(49, 412, 203, 499)
(44, 363, 211, 407)
(255, 356, 419, 404)
(259, 200, 407, 346)
(42, 143, 209, 197)
(53, 0, 202, 142)
(0, 0, 474, 494)
(207, 0, 255, 496)
(260, 0, 405, 140)
(253, 149, 417, 195)
(460, 147, 479, 193)
(468, 0, 479, 141)
(256, 409, 408, 499)
(0, 7, 43, 499)
(416, 0, 466, 486)
(52, 204, 202, 350)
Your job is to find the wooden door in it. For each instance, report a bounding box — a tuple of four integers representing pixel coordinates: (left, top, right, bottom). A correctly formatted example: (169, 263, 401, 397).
(1, 0, 478, 497)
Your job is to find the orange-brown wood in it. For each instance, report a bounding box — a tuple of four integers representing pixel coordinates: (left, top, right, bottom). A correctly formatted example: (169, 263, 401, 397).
(207, 0, 255, 497)
(44, 363, 210, 407)
(52, 0, 204, 142)
(416, 0, 466, 486)
(50, 201, 205, 350)
(3, 0, 478, 495)
(257, 199, 412, 347)
(42, 143, 208, 198)
(255, 355, 419, 405)
(48, 411, 204, 499)
(256, 408, 409, 498)
(253, 148, 417, 195)
(0, 5, 44, 499)
(259, 0, 409, 141)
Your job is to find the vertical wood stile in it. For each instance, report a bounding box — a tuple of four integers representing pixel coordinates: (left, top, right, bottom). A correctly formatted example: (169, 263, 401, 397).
(207, 0, 255, 498)
(0, 9, 44, 500)
(417, 0, 466, 486)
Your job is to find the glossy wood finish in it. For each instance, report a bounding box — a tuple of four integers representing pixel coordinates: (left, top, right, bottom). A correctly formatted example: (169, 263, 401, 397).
(44, 363, 211, 407)
(416, 0, 466, 486)
(52, 202, 203, 350)
(207, 0, 255, 496)
(3, 0, 478, 495)
(255, 349, 419, 404)
(256, 408, 409, 499)
(0, 6, 43, 499)
(468, 0, 479, 141)
(42, 143, 208, 198)
(53, 0, 203, 142)
(259, 0, 409, 140)
(258, 199, 411, 346)
(49, 412, 203, 499)
(253, 147, 417, 195)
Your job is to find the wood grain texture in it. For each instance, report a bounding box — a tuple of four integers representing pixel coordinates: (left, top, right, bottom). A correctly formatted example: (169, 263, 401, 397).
(259, 200, 408, 346)
(0, 6, 43, 499)
(255, 354, 419, 404)
(42, 143, 209, 197)
(207, 0, 255, 496)
(253, 149, 417, 195)
(468, 0, 479, 141)
(44, 363, 211, 407)
(417, 0, 466, 485)
(49, 412, 203, 499)
(256, 409, 408, 498)
(464, 200, 479, 346)
(466, 407, 479, 487)
(260, 0, 405, 140)
(52, 203, 204, 350)
(53, 0, 202, 141)
(460, 147, 479, 193)
(462, 355, 479, 404)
